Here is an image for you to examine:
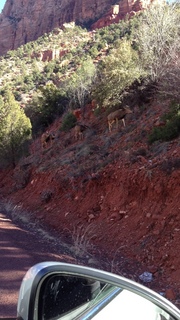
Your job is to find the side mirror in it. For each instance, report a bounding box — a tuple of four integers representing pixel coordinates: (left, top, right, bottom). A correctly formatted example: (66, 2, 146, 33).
(17, 262, 180, 320)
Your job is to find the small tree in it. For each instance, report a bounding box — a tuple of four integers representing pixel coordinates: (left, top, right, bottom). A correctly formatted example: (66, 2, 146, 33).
(135, 3, 180, 82)
(66, 58, 96, 116)
(92, 39, 142, 107)
(0, 90, 32, 167)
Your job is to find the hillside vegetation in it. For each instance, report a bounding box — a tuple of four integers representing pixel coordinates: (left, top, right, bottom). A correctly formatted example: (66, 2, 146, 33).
(0, 3, 179, 166)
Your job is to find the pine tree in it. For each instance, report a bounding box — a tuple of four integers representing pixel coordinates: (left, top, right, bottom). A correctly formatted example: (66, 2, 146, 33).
(0, 90, 32, 167)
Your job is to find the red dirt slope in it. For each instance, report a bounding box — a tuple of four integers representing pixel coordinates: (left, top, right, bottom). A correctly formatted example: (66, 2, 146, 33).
(0, 99, 179, 306)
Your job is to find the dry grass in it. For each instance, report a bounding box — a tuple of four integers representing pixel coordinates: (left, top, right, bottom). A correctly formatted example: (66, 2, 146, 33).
(65, 223, 96, 258)
(0, 199, 31, 224)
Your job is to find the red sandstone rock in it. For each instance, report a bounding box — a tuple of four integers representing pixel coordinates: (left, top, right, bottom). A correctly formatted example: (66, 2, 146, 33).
(0, 0, 165, 56)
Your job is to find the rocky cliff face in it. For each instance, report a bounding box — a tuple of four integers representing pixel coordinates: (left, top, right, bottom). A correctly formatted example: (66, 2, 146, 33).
(0, 0, 162, 56)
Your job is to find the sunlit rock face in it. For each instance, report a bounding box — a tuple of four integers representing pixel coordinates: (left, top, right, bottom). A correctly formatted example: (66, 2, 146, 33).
(0, 0, 164, 56)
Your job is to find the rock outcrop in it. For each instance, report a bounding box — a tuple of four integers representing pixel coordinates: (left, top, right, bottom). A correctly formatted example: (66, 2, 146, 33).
(0, 0, 164, 56)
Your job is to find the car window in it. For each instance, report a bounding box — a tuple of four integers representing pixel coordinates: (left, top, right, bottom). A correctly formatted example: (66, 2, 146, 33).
(92, 290, 174, 320)
(38, 274, 117, 320)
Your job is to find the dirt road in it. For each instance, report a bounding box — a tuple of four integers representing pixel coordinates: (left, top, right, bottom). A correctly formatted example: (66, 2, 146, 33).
(0, 212, 74, 318)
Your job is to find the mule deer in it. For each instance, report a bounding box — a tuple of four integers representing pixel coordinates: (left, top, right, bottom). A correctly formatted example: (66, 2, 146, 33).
(41, 131, 56, 149)
(107, 106, 133, 132)
(74, 124, 89, 141)
(72, 109, 82, 120)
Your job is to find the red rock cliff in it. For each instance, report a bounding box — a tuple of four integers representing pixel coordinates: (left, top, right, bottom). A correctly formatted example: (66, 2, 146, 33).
(0, 0, 163, 56)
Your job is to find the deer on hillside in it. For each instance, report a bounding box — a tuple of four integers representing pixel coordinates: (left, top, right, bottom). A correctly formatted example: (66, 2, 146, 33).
(72, 109, 82, 121)
(41, 131, 56, 149)
(107, 106, 133, 132)
(74, 124, 89, 141)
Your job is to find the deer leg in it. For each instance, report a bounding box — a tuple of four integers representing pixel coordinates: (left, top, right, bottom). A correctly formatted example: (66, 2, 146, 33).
(116, 118, 119, 130)
(43, 142, 47, 149)
(122, 118, 126, 127)
(108, 120, 112, 132)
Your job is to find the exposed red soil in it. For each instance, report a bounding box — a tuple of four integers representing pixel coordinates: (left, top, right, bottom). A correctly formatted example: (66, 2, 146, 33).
(0, 100, 180, 307)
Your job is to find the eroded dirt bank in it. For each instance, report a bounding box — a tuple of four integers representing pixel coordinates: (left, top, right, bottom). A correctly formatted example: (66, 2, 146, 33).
(0, 153, 180, 304)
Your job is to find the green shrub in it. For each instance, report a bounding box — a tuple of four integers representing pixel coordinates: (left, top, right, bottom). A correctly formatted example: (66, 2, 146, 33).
(89, 46, 99, 58)
(61, 113, 77, 132)
(161, 102, 180, 121)
(148, 115, 180, 144)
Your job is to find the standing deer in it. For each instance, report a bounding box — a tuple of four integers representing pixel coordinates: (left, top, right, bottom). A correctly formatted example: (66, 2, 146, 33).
(72, 109, 82, 120)
(74, 124, 89, 141)
(107, 106, 133, 132)
(41, 131, 56, 149)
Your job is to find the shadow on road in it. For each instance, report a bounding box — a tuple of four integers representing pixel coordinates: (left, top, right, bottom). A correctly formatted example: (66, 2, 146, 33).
(0, 213, 75, 317)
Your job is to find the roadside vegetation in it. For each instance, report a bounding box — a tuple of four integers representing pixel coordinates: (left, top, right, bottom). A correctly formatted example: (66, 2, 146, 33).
(0, 3, 179, 167)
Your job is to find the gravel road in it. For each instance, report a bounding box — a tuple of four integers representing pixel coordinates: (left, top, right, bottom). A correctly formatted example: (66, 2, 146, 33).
(0, 212, 75, 318)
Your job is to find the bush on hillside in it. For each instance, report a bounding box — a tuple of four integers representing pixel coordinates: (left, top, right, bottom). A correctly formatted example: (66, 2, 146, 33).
(61, 113, 77, 132)
(26, 84, 68, 135)
(148, 103, 180, 144)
